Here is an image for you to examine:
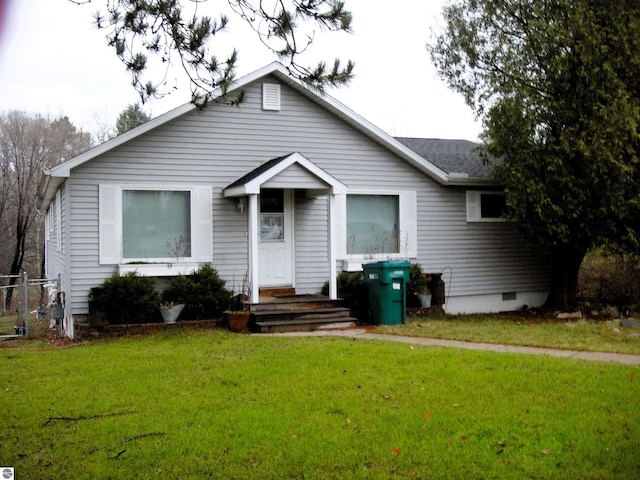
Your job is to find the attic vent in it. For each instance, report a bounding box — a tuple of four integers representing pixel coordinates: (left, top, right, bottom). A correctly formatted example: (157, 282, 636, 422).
(262, 83, 281, 111)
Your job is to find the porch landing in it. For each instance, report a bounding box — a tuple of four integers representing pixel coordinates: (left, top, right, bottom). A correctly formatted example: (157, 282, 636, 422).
(250, 294, 357, 333)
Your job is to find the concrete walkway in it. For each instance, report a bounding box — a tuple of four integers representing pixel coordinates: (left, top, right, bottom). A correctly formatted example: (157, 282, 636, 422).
(261, 329, 640, 366)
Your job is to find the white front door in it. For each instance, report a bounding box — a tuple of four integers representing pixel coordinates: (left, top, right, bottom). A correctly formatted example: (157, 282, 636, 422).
(258, 189, 293, 287)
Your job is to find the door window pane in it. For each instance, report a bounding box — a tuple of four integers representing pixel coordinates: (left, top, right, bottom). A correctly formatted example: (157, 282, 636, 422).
(347, 195, 399, 254)
(122, 190, 191, 259)
(260, 190, 284, 241)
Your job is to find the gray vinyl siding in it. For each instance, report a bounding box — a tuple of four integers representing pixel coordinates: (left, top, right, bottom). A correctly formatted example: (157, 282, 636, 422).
(45, 183, 66, 282)
(263, 164, 329, 190)
(294, 194, 330, 294)
(63, 74, 549, 314)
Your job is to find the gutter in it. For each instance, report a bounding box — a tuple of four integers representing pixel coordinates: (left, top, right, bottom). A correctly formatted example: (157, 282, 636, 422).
(446, 172, 499, 187)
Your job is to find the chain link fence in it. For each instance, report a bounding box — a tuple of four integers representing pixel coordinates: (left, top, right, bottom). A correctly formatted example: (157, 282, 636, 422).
(0, 273, 60, 338)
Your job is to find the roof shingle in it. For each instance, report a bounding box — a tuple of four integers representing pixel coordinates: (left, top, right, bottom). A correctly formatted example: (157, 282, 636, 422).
(394, 137, 494, 179)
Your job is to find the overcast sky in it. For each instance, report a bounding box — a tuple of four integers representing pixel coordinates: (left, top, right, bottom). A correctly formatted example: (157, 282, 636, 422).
(0, 0, 482, 141)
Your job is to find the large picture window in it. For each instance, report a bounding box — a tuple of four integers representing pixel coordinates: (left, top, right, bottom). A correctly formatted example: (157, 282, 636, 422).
(336, 190, 417, 269)
(99, 184, 212, 273)
(347, 194, 400, 255)
(122, 190, 192, 259)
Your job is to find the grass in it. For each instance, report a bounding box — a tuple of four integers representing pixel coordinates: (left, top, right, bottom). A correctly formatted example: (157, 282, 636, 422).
(379, 314, 640, 355)
(0, 313, 40, 337)
(0, 314, 17, 335)
(1, 329, 639, 479)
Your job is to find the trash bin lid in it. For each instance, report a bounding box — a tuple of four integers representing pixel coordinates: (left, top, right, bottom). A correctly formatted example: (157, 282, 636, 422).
(363, 260, 410, 282)
(377, 260, 410, 268)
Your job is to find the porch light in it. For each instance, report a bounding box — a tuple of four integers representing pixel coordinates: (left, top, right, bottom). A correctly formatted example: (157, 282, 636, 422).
(235, 196, 247, 213)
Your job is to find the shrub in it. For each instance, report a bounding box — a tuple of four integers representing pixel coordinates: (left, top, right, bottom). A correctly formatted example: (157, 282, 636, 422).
(322, 271, 370, 322)
(579, 251, 640, 306)
(162, 264, 231, 319)
(91, 272, 160, 324)
(407, 263, 430, 308)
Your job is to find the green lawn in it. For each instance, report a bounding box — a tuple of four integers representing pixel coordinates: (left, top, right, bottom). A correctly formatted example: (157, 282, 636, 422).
(1, 329, 639, 479)
(0, 314, 17, 335)
(380, 315, 640, 355)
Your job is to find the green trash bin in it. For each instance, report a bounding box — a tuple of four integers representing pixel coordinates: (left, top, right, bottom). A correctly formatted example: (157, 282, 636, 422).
(363, 260, 410, 325)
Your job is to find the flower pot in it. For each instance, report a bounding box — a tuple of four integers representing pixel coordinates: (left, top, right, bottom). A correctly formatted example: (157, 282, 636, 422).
(160, 304, 184, 324)
(226, 311, 250, 332)
(417, 293, 432, 308)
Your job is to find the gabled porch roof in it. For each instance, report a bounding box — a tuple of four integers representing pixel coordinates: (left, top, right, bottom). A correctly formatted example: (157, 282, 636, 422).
(223, 152, 347, 197)
(223, 152, 344, 305)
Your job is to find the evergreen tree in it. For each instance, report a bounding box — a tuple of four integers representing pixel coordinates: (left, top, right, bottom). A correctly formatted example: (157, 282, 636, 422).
(430, 0, 640, 309)
(71, 0, 354, 104)
(115, 103, 151, 135)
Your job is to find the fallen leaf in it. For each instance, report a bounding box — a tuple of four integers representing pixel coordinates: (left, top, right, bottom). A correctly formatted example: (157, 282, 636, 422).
(542, 449, 550, 455)
(391, 447, 400, 456)
(409, 346, 414, 350)
(422, 412, 432, 420)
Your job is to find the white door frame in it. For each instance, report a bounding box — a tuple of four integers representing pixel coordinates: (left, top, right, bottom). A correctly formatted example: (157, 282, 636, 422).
(258, 189, 294, 288)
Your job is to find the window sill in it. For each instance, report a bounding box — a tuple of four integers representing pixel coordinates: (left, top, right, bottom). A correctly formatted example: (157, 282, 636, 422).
(342, 254, 411, 272)
(118, 262, 200, 277)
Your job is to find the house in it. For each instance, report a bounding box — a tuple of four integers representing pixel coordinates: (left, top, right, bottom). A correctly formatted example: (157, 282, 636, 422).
(38, 62, 551, 338)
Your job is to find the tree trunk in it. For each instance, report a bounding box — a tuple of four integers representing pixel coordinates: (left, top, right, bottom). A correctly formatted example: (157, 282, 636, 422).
(544, 244, 587, 310)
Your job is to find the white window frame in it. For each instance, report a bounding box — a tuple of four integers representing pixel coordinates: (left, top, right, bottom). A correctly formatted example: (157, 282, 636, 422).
(466, 190, 506, 222)
(99, 184, 212, 276)
(335, 189, 417, 271)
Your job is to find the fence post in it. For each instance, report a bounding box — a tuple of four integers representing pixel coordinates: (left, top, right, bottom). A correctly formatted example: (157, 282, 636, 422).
(22, 271, 29, 337)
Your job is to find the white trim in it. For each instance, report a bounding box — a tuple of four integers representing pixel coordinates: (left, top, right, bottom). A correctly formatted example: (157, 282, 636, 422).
(45, 207, 51, 242)
(445, 291, 547, 314)
(328, 194, 338, 299)
(194, 186, 213, 262)
(248, 194, 259, 304)
(99, 184, 119, 264)
(400, 190, 417, 258)
(119, 262, 201, 277)
(224, 152, 347, 197)
(55, 189, 62, 252)
(258, 189, 295, 287)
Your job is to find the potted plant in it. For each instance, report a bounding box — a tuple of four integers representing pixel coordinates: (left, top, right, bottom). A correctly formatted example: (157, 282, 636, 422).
(162, 264, 231, 320)
(409, 263, 431, 308)
(224, 272, 252, 332)
(224, 293, 250, 332)
(159, 301, 184, 324)
(225, 309, 251, 332)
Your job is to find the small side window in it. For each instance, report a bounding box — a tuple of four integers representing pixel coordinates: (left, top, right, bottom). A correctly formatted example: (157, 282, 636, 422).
(466, 191, 506, 222)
